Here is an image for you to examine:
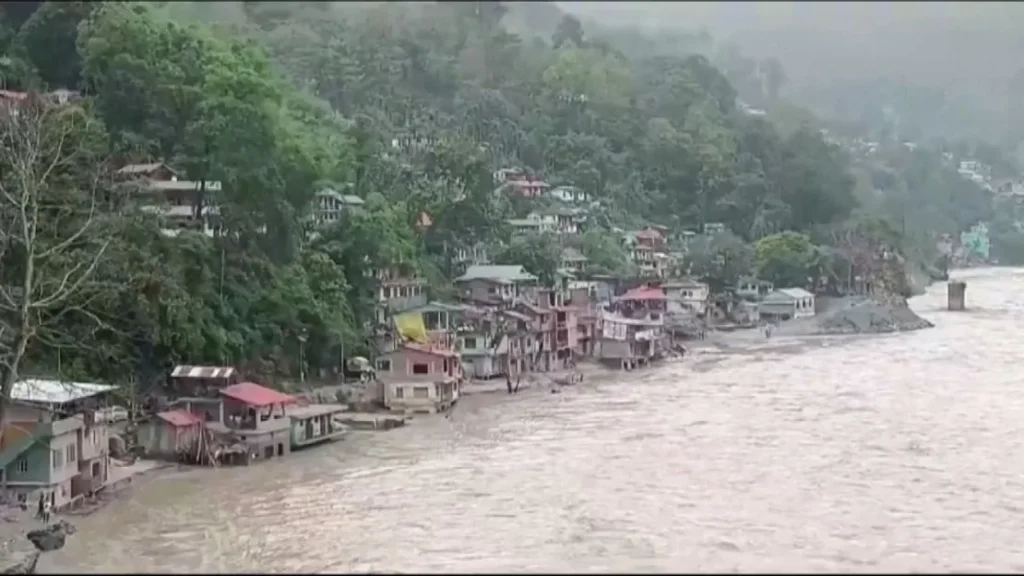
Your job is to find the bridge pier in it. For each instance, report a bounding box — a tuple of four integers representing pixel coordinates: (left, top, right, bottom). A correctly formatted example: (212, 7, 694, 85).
(947, 281, 966, 311)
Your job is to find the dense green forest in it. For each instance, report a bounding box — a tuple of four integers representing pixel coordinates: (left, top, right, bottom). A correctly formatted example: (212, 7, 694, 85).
(0, 1, 1007, 399)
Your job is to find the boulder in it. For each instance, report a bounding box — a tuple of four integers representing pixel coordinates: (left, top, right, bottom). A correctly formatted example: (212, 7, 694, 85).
(25, 520, 76, 552)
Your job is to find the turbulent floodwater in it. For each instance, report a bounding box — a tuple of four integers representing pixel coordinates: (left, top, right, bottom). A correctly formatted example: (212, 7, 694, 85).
(37, 268, 1024, 573)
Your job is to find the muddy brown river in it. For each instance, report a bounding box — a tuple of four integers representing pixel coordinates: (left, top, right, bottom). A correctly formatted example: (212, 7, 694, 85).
(36, 268, 1024, 573)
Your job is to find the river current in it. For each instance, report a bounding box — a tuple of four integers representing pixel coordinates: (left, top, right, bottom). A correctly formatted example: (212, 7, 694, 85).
(37, 268, 1024, 573)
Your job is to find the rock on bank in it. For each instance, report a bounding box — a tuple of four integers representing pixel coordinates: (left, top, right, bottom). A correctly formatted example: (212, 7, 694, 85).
(0, 519, 76, 574)
(812, 296, 933, 335)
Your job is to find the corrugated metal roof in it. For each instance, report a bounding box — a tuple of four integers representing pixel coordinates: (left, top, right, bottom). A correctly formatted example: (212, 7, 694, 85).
(765, 288, 815, 302)
(171, 365, 236, 379)
(12, 379, 116, 405)
(220, 382, 296, 407)
(456, 265, 538, 283)
(156, 410, 203, 428)
(116, 162, 176, 175)
(317, 188, 365, 205)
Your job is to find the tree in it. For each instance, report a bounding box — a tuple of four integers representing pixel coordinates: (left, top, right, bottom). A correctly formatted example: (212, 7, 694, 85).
(551, 14, 583, 50)
(754, 231, 816, 288)
(579, 228, 634, 277)
(492, 233, 560, 286)
(0, 97, 116, 441)
(686, 231, 753, 292)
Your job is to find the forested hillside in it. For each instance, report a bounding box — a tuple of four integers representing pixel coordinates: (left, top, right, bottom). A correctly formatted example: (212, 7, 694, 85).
(0, 1, 990, 394)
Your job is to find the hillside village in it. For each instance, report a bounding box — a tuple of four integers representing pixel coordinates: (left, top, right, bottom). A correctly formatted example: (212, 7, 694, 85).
(1, 3, 1022, 546)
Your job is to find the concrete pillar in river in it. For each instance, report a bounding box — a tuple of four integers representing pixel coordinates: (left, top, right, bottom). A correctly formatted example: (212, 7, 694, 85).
(947, 281, 967, 311)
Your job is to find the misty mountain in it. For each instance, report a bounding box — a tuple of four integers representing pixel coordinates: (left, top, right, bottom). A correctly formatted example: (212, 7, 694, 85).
(561, 2, 1024, 146)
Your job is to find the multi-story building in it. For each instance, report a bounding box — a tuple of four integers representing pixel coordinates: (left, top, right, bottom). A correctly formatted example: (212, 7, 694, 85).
(455, 265, 538, 307)
(115, 162, 223, 237)
(0, 379, 116, 510)
(494, 167, 550, 198)
(310, 188, 364, 226)
(598, 285, 669, 370)
(378, 343, 461, 413)
(560, 247, 589, 275)
(624, 227, 669, 278)
(548, 185, 591, 205)
(373, 267, 429, 326)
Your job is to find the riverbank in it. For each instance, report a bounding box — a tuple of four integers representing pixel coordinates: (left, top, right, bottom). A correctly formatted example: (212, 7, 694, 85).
(0, 459, 174, 574)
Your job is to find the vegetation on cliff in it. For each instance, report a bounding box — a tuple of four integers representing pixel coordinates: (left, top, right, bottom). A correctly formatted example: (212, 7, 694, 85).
(0, 1, 1004, 402)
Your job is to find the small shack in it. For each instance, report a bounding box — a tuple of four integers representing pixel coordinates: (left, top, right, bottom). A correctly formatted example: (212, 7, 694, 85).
(138, 410, 205, 463)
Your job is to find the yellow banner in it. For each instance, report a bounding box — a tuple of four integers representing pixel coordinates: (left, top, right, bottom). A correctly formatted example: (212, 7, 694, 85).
(394, 312, 428, 343)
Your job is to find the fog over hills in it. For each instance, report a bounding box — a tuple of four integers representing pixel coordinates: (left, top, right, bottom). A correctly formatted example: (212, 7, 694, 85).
(560, 1, 1024, 145)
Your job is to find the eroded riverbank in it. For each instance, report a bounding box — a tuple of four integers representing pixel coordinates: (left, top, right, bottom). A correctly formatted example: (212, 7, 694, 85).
(38, 268, 1024, 573)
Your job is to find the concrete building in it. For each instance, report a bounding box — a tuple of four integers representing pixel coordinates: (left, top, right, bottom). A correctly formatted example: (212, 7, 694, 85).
(202, 382, 295, 462)
(379, 344, 461, 413)
(736, 277, 774, 301)
(0, 380, 116, 510)
(598, 285, 669, 369)
(310, 188, 364, 226)
(115, 162, 223, 237)
(560, 247, 589, 275)
(760, 288, 816, 321)
(548, 185, 590, 204)
(455, 265, 538, 307)
(663, 278, 710, 317)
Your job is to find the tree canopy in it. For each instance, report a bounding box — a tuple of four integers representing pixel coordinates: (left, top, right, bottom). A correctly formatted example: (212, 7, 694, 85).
(0, 0, 1009, 401)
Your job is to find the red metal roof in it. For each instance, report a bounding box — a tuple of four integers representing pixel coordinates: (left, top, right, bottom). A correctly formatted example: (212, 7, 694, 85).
(635, 229, 663, 240)
(156, 410, 203, 428)
(220, 382, 297, 407)
(403, 343, 458, 358)
(618, 286, 667, 302)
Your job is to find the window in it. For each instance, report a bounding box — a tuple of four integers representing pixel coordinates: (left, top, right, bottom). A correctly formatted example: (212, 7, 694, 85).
(413, 386, 429, 399)
(91, 429, 99, 445)
(412, 363, 430, 375)
(463, 337, 477, 350)
(66, 444, 77, 464)
(52, 449, 61, 470)
(264, 446, 274, 459)
(394, 386, 405, 399)
(376, 359, 392, 372)
(16, 458, 27, 473)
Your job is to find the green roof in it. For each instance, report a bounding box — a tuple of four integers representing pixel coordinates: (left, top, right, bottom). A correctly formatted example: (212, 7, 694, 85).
(455, 265, 538, 283)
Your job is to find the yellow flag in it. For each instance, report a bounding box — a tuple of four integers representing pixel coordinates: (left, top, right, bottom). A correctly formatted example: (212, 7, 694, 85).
(394, 312, 428, 343)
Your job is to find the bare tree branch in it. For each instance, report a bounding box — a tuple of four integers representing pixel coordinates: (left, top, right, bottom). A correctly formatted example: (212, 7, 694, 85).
(0, 95, 116, 448)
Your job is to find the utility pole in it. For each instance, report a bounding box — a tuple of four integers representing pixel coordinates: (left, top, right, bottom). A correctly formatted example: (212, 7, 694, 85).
(339, 335, 345, 386)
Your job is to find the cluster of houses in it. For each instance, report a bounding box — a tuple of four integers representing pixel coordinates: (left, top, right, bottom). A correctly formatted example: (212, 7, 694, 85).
(0, 367, 354, 511)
